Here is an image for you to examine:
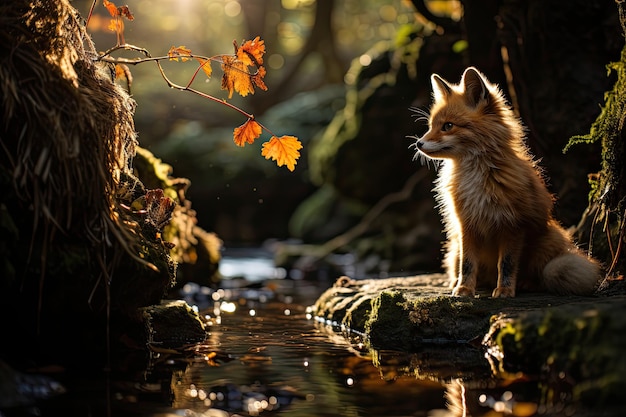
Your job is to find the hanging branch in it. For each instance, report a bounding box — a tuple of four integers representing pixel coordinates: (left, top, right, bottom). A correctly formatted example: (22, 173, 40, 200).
(92, 0, 302, 171)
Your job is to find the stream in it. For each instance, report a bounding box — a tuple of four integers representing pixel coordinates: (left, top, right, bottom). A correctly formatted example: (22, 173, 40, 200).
(6, 250, 623, 416)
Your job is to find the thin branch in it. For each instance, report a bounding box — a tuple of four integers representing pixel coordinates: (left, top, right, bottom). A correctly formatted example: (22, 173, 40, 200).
(86, 0, 97, 28)
(96, 45, 274, 136)
(286, 169, 429, 264)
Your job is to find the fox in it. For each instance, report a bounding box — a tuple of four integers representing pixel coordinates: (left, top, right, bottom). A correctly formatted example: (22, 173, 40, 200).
(412, 67, 600, 298)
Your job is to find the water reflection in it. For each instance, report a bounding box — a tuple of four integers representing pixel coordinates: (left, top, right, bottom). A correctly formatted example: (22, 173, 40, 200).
(170, 280, 447, 417)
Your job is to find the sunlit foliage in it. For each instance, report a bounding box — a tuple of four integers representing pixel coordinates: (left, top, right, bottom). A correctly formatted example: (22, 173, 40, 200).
(90, 0, 302, 170)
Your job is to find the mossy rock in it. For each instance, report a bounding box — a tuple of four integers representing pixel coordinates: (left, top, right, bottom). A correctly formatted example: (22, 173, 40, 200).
(313, 275, 626, 399)
(313, 274, 584, 349)
(484, 296, 626, 406)
(142, 300, 207, 348)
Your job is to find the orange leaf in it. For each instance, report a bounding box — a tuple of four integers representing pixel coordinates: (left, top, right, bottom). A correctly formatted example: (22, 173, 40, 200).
(221, 55, 254, 98)
(118, 5, 134, 20)
(103, 0, 134, 19)
(103, 0, 118, 17)
(107, 17, 124, 34)
(168, 47, 212, 79)
(168, 45, 192, 62)
(261, 136, 302, 171)
(253, 66, 268, 92)
(220, 37, 268, 98)
(237, 36, 265, 66)
(233, 119, 262, 147)
(195, 58, 213, 79)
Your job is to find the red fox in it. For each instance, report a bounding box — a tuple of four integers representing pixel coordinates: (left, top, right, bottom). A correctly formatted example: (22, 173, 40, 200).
(413, 67, 600, 298)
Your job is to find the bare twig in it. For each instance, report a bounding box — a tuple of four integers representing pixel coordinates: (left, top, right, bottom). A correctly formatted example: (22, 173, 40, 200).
(86, 0, 97, 27)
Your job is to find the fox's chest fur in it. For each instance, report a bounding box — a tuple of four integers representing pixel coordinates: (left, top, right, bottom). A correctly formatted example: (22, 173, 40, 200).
(435, 157, 551, 238)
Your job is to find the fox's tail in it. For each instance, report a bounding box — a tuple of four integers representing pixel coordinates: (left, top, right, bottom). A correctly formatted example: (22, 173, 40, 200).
(542, 251, 600, 295)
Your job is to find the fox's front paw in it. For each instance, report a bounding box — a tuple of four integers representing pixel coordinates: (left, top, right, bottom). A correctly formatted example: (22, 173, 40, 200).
(492, 287, 515, 298)
(452, 286, 475, 297)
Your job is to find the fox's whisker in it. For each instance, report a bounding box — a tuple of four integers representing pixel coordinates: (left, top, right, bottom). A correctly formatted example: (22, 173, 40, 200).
(409, 107, 430, 123)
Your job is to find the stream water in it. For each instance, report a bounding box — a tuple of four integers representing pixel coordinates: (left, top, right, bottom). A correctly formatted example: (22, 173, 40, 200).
(9, 251, 624, 416)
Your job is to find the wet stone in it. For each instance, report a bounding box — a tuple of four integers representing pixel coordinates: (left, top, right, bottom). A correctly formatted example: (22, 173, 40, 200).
(142, 300, 207, 348)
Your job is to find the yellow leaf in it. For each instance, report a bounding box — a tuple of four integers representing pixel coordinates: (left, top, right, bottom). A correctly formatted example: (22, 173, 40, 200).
(195, 58, 213, 79)
(168, 45, 192, 62)
(220, 37, 268, 98)
(221, 56, 253, 98)
(233, 119, 262, 147)
(237, 36, 265, 66)
(261, 136, 302, 171)
(252, 66, 268, 92)
(107, 17, 124, 34)
(103, 0, 118, 17)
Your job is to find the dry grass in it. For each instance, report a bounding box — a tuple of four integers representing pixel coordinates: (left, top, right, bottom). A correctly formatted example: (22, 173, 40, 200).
(0, 0, 160, 302)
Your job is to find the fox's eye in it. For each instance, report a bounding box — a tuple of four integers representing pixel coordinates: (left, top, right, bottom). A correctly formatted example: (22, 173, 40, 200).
(441, 122, 454, 132)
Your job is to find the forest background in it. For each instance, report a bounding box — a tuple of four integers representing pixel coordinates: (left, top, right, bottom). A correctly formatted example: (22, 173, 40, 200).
(72, 0, 623, 278)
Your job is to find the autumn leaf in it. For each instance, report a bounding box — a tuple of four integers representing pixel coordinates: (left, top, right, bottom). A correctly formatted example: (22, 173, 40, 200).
(252, 66, 267, 92)
(168, 45, 192, 62)
(103, 0, 134, 19)
(103, 0, 118, 17)
(107, 17, 124, 39)
(233, 118, 262, 147)
(195, 58, 213, 79)
(237, 36, 265, 66)
(169, 46, 213, 79)
(118, 5, 134, 20)
(220, 37, 268, 98)
(103, 0, 134, 45)
(261, 136, 302, 171)
(221, 56, 253, 98)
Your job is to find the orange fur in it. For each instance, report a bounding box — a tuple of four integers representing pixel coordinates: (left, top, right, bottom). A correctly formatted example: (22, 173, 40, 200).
(413, 67, 600, 297)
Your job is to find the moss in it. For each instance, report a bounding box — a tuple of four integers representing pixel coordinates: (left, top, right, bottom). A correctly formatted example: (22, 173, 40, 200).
(364, 291, 488, 349)
(403, 295, 514, 344)
(132, 146, 221, 287)
(565, 1, 626, 275)
(133, 147, 183, 201)
(366, 291, 414, 351)
(485, 298, 626, 406)
(314, 275, 626, 389)
(341, 293, 377, 331)
(142, 300, 207, 348)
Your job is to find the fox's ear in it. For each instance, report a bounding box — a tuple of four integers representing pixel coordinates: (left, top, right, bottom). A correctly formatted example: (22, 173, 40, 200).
(462, 67, 489, 106)
(431, 74, 452, 101)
